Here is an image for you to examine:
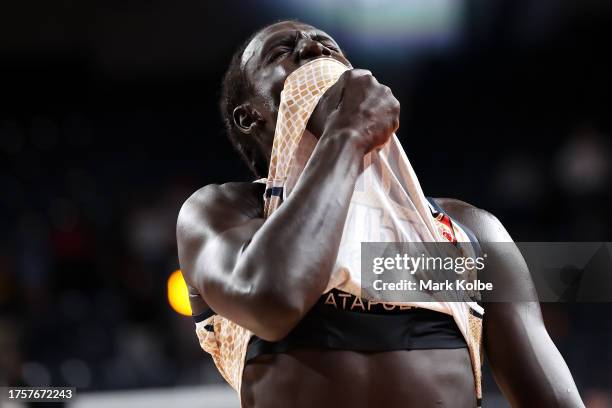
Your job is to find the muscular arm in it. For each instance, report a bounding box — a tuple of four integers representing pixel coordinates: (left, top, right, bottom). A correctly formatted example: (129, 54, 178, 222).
(177, 70, 399, 341)
(178, 132, 363, 341)
(438, 198, 584, 407)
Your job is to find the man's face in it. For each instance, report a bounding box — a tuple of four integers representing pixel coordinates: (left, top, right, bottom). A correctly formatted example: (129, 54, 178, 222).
(241, 21, 351, 133)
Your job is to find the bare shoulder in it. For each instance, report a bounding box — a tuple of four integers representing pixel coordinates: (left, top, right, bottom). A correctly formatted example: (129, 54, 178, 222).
(434, 198, 534, 303)
(177, 181, 264, 242)
(433, 197, 512, 243)
(180, 181, 263, 215)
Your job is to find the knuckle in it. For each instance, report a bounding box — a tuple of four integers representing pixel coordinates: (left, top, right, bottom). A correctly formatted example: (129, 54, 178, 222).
(346, 69, 367, 81)
(338, 70, 355, 85)
(353, 68, 372, 76)
(355, 71, 375, 82)
(342, 70, 356, 80)
(391, 99, 401, 113)
(380, 85, 395, 101)
(354, 73, 371, 84)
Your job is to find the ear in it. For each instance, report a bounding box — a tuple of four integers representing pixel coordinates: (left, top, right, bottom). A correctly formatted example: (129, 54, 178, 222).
(233, 103, 263, 134)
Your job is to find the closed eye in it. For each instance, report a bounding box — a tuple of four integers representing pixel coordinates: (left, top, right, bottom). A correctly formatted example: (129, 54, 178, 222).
(322, 42, 339, 52)
(314, 35, 340, 52)
(264, 32, 341, 63)
(268, 46, 292, 62)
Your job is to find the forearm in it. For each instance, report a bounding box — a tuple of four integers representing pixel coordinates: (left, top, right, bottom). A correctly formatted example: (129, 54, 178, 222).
(193, 70, 399, 339)
(232, 130, 364, 325)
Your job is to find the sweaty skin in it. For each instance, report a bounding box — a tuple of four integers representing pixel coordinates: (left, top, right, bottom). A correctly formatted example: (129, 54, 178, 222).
(177, 21, 584, 408)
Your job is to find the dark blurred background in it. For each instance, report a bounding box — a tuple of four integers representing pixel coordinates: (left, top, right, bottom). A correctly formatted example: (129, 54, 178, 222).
(1, 0, 611, 406)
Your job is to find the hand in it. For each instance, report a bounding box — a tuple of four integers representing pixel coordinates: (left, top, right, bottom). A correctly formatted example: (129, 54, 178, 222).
(307, 69, 400, 153)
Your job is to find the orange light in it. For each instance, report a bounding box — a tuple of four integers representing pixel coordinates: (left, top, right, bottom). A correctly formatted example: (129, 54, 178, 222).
(167, 269, 192, 316)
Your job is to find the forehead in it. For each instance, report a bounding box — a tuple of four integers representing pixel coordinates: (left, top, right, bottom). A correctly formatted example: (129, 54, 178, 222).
(240, 21, 336, 69)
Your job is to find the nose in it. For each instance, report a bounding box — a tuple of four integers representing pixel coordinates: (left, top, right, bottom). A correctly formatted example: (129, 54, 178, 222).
(297, 38, 332, 61)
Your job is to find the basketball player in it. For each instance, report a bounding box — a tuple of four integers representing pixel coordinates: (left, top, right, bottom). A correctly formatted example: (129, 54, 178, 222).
(177, 21, 583, 407)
